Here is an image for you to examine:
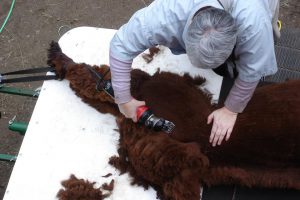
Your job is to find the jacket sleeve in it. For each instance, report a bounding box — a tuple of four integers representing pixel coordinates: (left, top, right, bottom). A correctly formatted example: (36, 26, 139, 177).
(110, 9, 154, 61)
(224, 78, 259, 113)
(109, 53, 133, 104)
(109, 8, 155, 104)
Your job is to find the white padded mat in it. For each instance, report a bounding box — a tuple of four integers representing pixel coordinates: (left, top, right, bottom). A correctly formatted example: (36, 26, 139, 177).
(4, 27, 221, 200)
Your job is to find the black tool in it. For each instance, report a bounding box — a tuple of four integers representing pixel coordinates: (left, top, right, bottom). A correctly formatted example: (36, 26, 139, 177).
(87, 66, 175, 134)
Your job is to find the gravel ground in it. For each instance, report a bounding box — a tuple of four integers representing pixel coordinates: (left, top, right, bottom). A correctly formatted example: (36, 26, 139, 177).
(0, 0, 299, 199)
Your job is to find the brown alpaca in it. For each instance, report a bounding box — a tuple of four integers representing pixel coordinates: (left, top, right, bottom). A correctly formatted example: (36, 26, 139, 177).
(48, 41, 300, 200)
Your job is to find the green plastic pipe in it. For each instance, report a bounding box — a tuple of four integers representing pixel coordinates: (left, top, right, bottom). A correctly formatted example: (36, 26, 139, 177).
(0, 86, 39, 97)
(8, 121, 28, 135)
(0, 154, 16, 162)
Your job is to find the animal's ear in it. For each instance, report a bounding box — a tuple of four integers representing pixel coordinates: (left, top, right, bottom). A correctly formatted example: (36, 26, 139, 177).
(47, 41, 74, 80)
(47, 41, 62, 64)
(182, 73, 206, 86)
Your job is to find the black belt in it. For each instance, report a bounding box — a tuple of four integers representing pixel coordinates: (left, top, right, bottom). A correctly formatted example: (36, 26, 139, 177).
(85, 65, 111, 91)
(0, 66, 57, 84)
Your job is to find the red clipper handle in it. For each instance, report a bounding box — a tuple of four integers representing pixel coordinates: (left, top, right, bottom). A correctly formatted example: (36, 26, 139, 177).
(136, 105, 149, 121)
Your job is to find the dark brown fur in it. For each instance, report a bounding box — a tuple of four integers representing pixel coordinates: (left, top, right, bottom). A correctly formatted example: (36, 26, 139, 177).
(57, 174, 113, 200)
(48, 41, 300, 200)
(142, 46, 160, 63)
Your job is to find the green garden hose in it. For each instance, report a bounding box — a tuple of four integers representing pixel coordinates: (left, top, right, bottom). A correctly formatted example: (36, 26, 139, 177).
(0, 0, 16, 33)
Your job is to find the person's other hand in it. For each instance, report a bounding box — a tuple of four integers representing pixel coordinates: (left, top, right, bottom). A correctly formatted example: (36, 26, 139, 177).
(118, 98, 146, 122)
(207, 107, 238, 147)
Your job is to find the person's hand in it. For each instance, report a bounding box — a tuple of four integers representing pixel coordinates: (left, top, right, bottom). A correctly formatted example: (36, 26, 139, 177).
(207, 107, 238, 147)
(118, 98, 146, 122)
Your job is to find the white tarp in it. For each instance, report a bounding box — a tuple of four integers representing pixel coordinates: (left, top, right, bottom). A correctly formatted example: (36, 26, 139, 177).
(4, 27, 221, 200)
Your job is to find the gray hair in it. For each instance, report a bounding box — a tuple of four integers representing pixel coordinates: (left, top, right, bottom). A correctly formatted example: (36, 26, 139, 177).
(185, 7, 237, 69)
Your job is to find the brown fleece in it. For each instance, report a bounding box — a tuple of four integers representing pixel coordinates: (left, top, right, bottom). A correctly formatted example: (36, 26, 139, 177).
(57, 174, 114, 200)
(48, 41, 300, 200)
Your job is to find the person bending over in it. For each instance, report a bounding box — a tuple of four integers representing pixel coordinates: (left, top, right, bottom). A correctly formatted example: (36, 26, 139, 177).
(109, 0, 280, 146)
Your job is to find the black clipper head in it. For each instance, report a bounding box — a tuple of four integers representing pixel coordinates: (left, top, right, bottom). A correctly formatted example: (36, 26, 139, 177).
(139, 110, 175, 134)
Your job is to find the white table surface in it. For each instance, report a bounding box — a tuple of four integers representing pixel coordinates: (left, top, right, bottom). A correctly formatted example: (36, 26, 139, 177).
(4, 27, 222, 200)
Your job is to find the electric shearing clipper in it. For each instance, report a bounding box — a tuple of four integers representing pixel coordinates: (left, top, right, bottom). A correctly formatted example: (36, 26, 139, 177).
(89, 66, 175, 134)
(101, 78, 175, 134)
